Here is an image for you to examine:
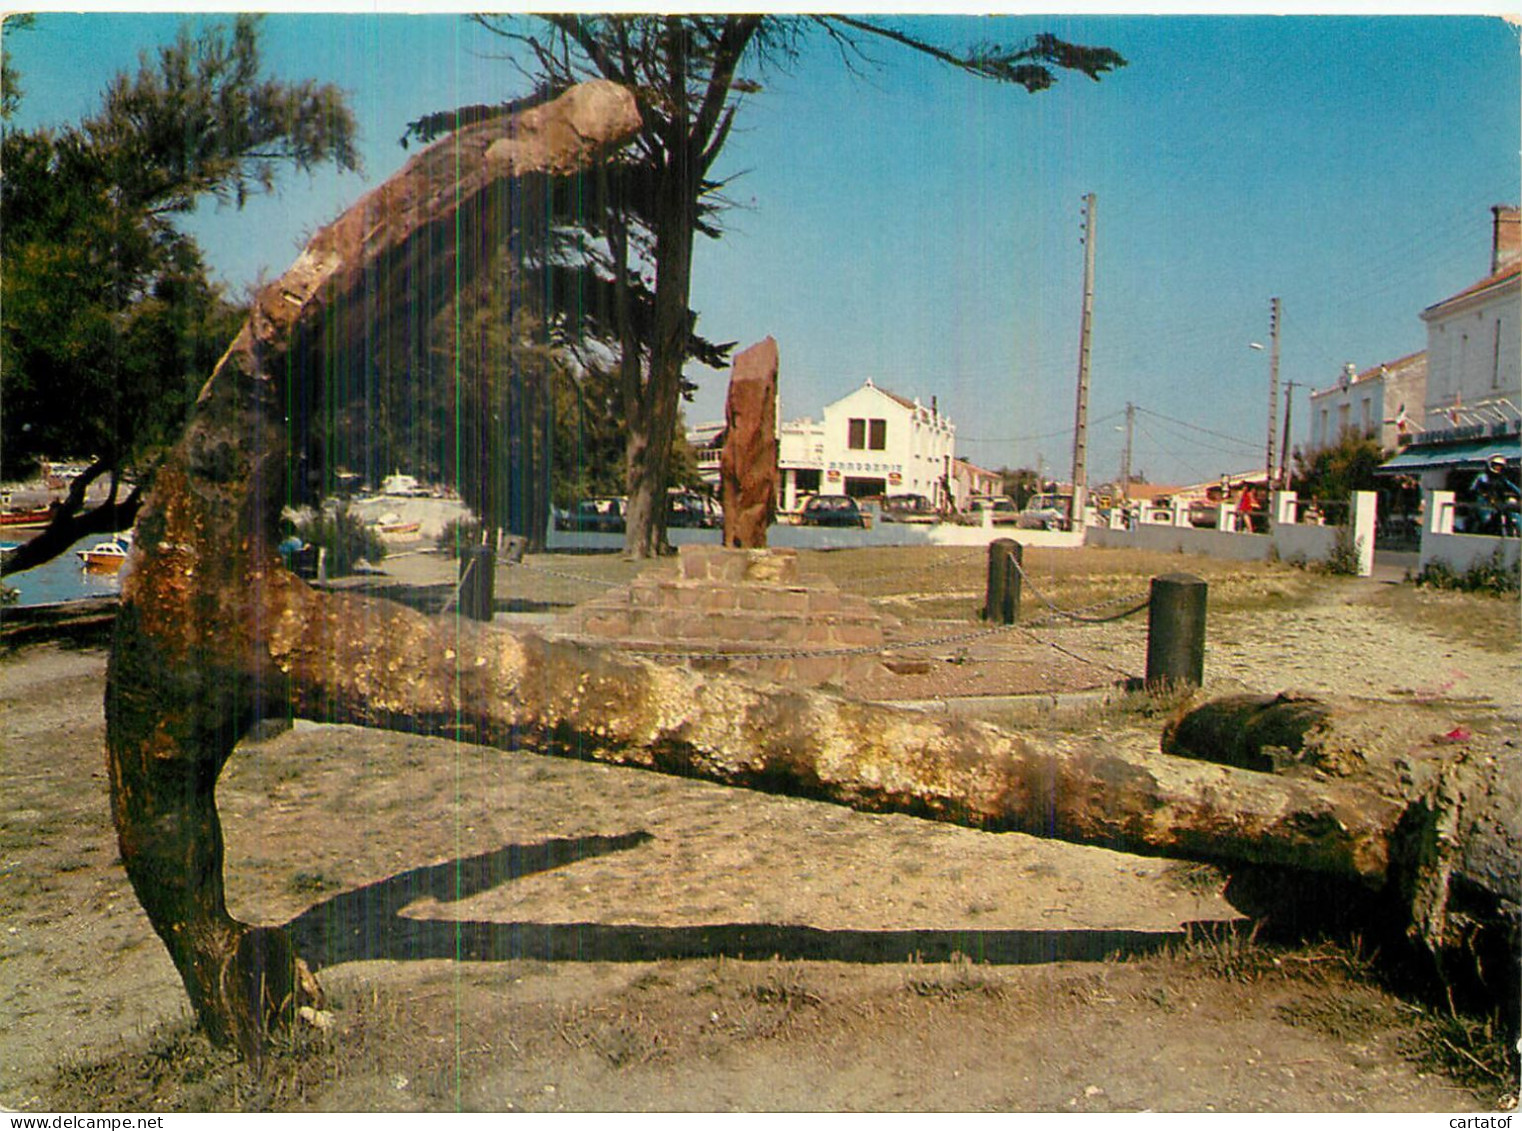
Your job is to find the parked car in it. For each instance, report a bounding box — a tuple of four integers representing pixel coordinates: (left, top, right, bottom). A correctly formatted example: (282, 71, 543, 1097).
(555, 496, 627, 533)
(666, 490, 722, 529)
(799, 494, 865, 528)
(969, 495, 1021, 525)
(880, 494, 937, 523)
(1017, 494, 1066, 530)
(1188, 499, 1222, 528)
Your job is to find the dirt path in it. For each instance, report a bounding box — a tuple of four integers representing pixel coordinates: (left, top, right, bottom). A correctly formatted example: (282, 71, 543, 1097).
(1, 560, 1516, 1112)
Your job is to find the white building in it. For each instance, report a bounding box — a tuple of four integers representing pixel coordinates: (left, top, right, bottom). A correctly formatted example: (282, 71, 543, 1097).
(1307, 351, 1427, 455)
(951, 458, 1003, 507)
(691, 378, 959, 514)
(814, 380, 956, 508)
(1381, 205, 1521, 493)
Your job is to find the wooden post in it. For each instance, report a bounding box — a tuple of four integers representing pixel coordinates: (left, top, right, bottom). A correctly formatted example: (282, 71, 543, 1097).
(458, 546, 496, 622)
(984, 538, 1021, 624)
(1145, 572, 1207, 689)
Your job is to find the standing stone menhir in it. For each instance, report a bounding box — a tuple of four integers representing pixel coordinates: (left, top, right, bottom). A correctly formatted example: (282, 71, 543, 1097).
(719, 336, 779, 549)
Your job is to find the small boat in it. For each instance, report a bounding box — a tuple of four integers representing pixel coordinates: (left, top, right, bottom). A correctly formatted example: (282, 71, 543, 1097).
(372, 511, 422, 538)
(0, 502, 59, 528)
(77, 535, 132, 572)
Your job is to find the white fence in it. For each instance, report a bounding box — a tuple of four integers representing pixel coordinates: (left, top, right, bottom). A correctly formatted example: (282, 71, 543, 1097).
(544, 488, 1516, 580)
(1086, 490, 1376, 575)
(1419, 490, 1521, 574)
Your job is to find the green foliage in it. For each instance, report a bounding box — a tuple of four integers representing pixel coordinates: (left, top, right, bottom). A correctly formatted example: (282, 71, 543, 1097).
(1321, 524, 1364, 577)
(292, 504, 384, 577)
(999, 467, 1042, 507)
(0, 15, 358, 563)
(1292, 432, 1386, 505)
(1, 14, 36, 120)
(443, 15, 1122, 556)
(1417, 549, 1521, 596)
(435, 518, 486, 558)
(88, 17, 359, 213)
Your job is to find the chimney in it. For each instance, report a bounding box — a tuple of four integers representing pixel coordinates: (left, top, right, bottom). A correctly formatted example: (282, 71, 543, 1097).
(1492, 204, 1521, 273)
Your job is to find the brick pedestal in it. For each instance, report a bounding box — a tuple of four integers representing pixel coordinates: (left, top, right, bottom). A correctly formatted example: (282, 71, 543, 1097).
(553, 546, 899, 687)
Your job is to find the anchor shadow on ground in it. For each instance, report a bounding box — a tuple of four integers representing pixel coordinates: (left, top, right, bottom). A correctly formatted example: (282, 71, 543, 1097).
(284, 832, 1236, 973)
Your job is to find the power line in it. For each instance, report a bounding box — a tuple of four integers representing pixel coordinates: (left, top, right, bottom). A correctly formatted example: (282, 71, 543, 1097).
(1133, 405, 1260, 451)
(961, 408, 1123, 446)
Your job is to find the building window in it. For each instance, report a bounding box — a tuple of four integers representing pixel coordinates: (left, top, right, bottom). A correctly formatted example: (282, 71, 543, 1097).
(1360, 397, 1372, 436)
(1494, 319, 1503, 390)
(848, 417, 886, 450)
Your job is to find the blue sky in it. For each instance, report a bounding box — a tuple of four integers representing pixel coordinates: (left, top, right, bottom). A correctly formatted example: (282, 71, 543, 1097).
(6, 11, 1519, 486)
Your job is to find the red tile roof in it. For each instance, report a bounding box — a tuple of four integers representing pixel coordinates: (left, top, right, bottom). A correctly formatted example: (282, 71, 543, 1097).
(1352, 349, 1426, 385)
(1423, 263, 1521, 316)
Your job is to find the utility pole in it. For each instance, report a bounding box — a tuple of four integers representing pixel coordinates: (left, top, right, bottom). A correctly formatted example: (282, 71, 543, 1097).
(1119, 401, 1135, 501)
(1266, 297, 1281, 487)
(1278, 379, 1297, 487)
(1070, 193, 1097, 525)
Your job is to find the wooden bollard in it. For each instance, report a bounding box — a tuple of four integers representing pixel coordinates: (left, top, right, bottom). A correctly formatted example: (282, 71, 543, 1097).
(984, 538, 1022, 624)
(458, 545, 496, 622)
(1145, 572, 1206, 688)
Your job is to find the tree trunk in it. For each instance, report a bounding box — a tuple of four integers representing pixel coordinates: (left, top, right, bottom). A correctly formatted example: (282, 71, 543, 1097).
(622, 105, 699, 559)
(106, 80, 1517, 1064)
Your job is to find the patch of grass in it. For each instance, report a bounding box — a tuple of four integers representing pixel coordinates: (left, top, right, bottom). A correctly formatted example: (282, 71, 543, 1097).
(902, 953, 1006, 1000)
(1167, 921, 1272, 983)
(1276, 995, 1390, 1041)
(1368, 581, 1521, 654)
(287, 870, 342, 895)
(744, 962, 823, 1009)
(1417, 548, 1521, 597)
(50, 1017, 343, 1112)
(629, 969, 673, 993)
(556, 1004, 665, 1068)
(1401, 1005, 1520, 1106)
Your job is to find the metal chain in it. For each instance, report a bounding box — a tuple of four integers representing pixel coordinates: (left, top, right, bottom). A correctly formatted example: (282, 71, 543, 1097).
(624, 621, 1014, 662)
(503, 548, 1149, 675)
(833, 546, 988, 594)
(1014, 624, 1142, 681)
(506, 559, 628, 588)
(1009, 555, 1151, 624)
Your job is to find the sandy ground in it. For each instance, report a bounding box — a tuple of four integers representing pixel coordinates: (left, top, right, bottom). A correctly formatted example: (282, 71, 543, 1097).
(1, 548, 1518, 1112)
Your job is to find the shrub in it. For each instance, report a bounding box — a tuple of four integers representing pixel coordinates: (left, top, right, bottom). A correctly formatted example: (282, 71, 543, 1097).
(436, 517, 486, 558)
(293, 503, 384, 576)
(1319, 524, 1363, 577)
(1417, 548, 1520, 596)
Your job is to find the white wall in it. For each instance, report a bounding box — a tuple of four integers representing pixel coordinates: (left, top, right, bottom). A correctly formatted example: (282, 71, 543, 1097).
(1086, 490, 1376, 574)
(1418, 532, 1521, 574)
(1418, 490, 1522, 573)
(1421, 276, 1521, 428)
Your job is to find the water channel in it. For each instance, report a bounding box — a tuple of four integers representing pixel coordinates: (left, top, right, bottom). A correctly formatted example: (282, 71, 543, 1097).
(2, 533, 125, 607)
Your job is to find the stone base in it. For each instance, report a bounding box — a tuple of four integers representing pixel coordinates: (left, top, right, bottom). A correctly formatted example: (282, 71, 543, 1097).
(553, 545, 899, 688)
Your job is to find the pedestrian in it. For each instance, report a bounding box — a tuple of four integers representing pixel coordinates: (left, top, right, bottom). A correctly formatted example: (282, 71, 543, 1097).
(1236, 484, 1261, 533)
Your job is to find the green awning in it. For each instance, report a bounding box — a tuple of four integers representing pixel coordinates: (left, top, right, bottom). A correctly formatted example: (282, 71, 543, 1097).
(1379, 437, 1520, 474)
